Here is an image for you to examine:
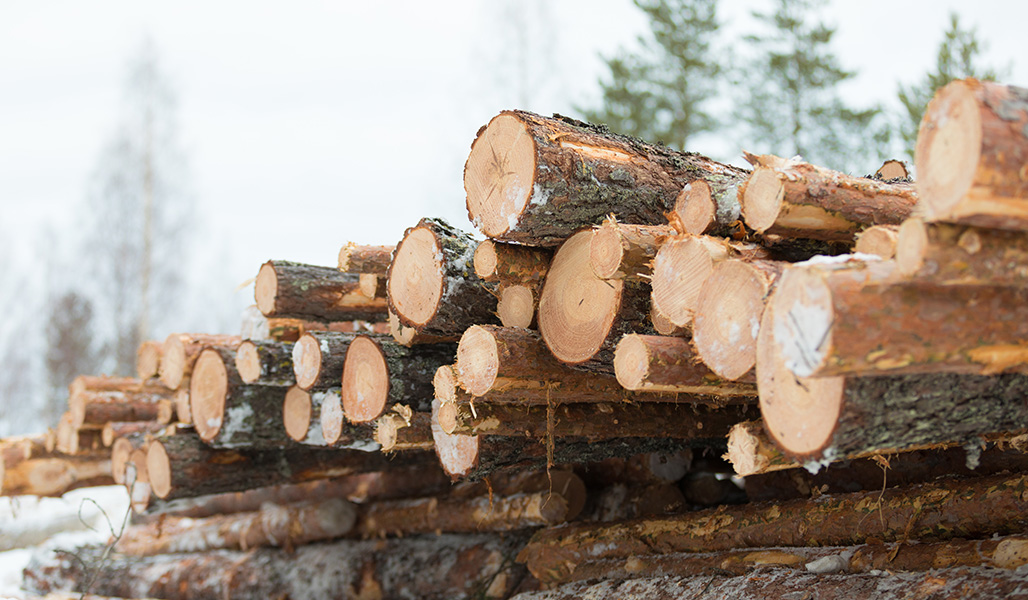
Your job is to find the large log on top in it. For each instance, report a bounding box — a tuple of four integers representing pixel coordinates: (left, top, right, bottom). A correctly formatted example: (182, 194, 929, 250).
(387, 217, 498, 339)
(463, 109, 748, 246)
(916, 79, 1028, 229)
(255, 260, 389, 322)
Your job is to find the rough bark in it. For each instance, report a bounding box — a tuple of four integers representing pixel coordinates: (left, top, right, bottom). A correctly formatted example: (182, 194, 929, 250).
(613, 334, 758, 397)
(916, 79, 1028, 229)
(589, 218, 675, 281)
(896, 217, 1028, 285)
(853, 224, 900, 258)
(315, 388, 380, 450)
(160, 333, 242, 390)
(68, 389, 173, 429)
(474, 240, 552, 284)
(293, 330, 359, 390)
(55, 416, 105, 455)
(518, 471, 1028, 582)
(337, 242, 395, 274)
(875, 159, 910, 181)
(235, 339, 294, 385)
(101, 421, 165, 447)
(670, 174, 749, 237)
(464, 109, 748, 246)
(135, 340, 162, 380)
(375, 410, 434, 452)
(387, 308, 454, 347)
(738, 152, 918, 242)
(255, 259, 389, 322)
(387, 217, 499, 338)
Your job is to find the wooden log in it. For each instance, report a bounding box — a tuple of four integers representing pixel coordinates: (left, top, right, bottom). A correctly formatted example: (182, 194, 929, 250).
(236, 339, 294, 385)
(111, 434, 146, 485)
(283, 385, 335, 445)
(189, 346, 293, 449)
(916, 79, 1028, 229)
(669, 175, 749, 237)
(692, 259, 784, 381)
(875, 159, 910, 181)
(613, 334, 757, 396)
(517, 471, 1028, 583)
(101, 421, 165, 447)
(538, 230, 655, 372)
(55, 416, 104, 455)
(68, 389, 173, 429)
(649, 304, 688, 337)
(173, 388, 191, 425)
(375, 410, 434, 452)
(146, 432, 431, 501)
(497, 283, 538, 329)
(135, 340, 162, 380)
(337, 242, 395, 274)
(650, 234, 770, 329)
(292, 331, 359, 391)
(116, 497, 357, 555)
(764, 257, 1028, 378)
(589, 218, 675, 281)
(1, 455, 112, 497)
(266, 317, 392, 342)
(474, 239, 552, 284)
(853, 224, 900, 258)
(160, 333, 242, 390)
(315, 388, 380, 450)
(386, 308, 452, 347)
(387, 217, 498, 338)
(464, 109, 748, 246)
(341, 334, 455, 423)
(68, 375, 168, 397)
(896, 217, 1028, 285)
(255, 259, 389, 322)
(738, 152, 918, 241)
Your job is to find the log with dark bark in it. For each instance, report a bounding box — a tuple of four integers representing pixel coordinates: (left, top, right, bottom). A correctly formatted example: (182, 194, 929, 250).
(518, 471, 1028, 582)
(315, 389, 380, 450)
(68, 389, 173, 429)
(916, 79, 1028, 229)
(375, 410, 434, 452)
(255, 260, 389, 322)
(738, 152, 917, 241)
(613, 334, 758, 397)
(341, 334, 455, 422)
(236, 339, 294, 385)
(283, 385, 336, 445)
(589, 218, 674, 281)
(293, 331, 359, 390)
(474, 240, 552, 284)
(266, 316, 390, 343)
(464, 109, 748, 246)
(896, 217, 1028, 285)
(853, 224, 900, 258)
(160, 333, 242, 390)
(189, 346, 293, 449)
(135, 340, 162, 380)
(337, 242, 395, 274)
(387, 217, 498, 338)
(538, 230, 655, 372)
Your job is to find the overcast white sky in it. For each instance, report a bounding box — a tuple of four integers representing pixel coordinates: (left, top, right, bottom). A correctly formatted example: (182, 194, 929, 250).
(1, 0, 1025, 335)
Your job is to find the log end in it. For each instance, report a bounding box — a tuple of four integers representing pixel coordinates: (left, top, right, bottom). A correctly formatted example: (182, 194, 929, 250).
(613, 334, 651, 390)
(538, 230, 621, 365)
(160, 334, 188, 390)
(341, 335, 389, 423)
(433, 364, 459, 404)
(283, 386, 313, 442)
(235, 340, 261, 384)
(254, 261, 279, 316)
(319, 390, 346, 445)
(431, 398, 480, 479)
(456, 325, 500, 397)
(473, 240, 499, 281)
(464, 112, 536, 238)
(497, 285, 536, 329)
(650, 305, 688, 337)
(589, 219, 626, 280)
(895, 218, 929, 276)
(693, 260, 770, 381)
(174, 388, 192, 425)
(875, 159, 909, 181)
(375, 413, 406, 451)
(674, 180, 716, 235)
(436, 401, 460, 435)
(915, 79, 983, 220)
(854, 225, 901, 260)
(110, 437, 134, 485)
(146, 440, 171, 499)
(293, 334, 324, 391)
(741, 167, 784, 233)
(387, 226, 444, 328)
(136, 340, 162, 380)
(651, 235, 715, 328)
(189, 349, 229, 442)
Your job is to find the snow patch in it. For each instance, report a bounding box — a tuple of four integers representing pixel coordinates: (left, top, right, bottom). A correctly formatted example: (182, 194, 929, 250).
(774, 291, 831, 378)
(793, 252, 881, 268)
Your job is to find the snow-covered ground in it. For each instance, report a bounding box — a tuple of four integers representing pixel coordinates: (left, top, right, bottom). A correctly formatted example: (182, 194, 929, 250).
(0, 485, 129, 598)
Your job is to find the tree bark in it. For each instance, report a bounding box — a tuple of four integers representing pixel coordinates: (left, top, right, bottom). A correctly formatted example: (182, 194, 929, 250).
(1, 455, 113, 497)
(474, 239, 552, 284)
(464, 109, 748, 246)
(235, 339, 294, 385)
(68, 389, 173, 429)
(669, 175, 749, 237)
(375, 410, 434, 452)
(613, 334, 758, 397)
(738, 152, 917, 242)
(160, 332, 242, 390)
(916, 79, 1028, 229)
(293, 330, 359, 390)
(589, 218, 675, 281)
(896, 217, 1028, 285)
(387, 217, 499, 338)
(255, 259, 389, 322)
(68, 375, 168, 397)
(337, 242, 395, 274)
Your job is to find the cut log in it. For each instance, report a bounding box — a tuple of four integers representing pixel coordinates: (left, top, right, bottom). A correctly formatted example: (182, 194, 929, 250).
(173, 388, 191, 425)
(738, 152, 918, 241)
(337, 242, 395, 274)
(111, 434, 146, 485)
(387, 217, 498, 338)
(316, 389, 380, 450)
(387, 308, 453, 347)
(283, 385, 335, 445)
(497, 283, 538, 329)
(464, 109, 748, 246)
(190, 346, 293, 449)
(293, 331, 359, 390)
(1, 455, 112, 497)
(474, 240, 552, 284)
(68, 389, 173, 429)
(538, 230, 654, 372)
(160, 333, 242, 390)
(55, 416, 104, 455)
(650, 234, 771, 329)
(341, 334, 455, 423)
(896, 217, 1028, 285)
(101, 421, 165, 447)
(613, 334, 757, 397)
(670, 175, 748, 237)
(649, 305, 688, 337)
(692, 259, 784, 381)
(764, 257, 1028, 378)
(517, 471, 1028, 583)
(116, 498, 356, 555)
(589, 218, 675, 281)
(146, 432, 431, 501)
(68, 375, 168, 397)
(875, 159, 910, 181)
(438, 399, 756, 441)
(236, 339, 294, 385)
(255, 260, 389, 322)
(916, 79, 1028, 229)
(853, 224, 900, 258)
(375, 410, 434, 452)
(135, 340, 162, 380)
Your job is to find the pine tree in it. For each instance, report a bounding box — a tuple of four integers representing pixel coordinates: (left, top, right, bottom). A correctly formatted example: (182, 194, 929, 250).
(736, 0, 883, 171)
(896, 13, 1004, 159)
(580, 0, 721, 151)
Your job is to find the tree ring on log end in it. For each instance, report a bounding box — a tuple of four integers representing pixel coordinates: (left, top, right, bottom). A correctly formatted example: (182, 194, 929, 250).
(319, 391, 345, 444)
(190, 349, 228, 442)
(589, 223, 625, 279)
(757, 301, 843, 459)
(388, 227, 444, 327)
(161, 334, 187, 389)
(741, 168, 785, 233)
(650, 236, 716, 328)
(895, 218, 929, 276)
(675, 180, 715, 235)
(474, 240, 499, 280)
(283, 386, 313, 442)
(456, 325, 500, 397)
(497, 285, 535, 329)
(916, 80, 982, 219)
(341, 335, 389, 423)
(436, 401, 460, 435)
(146, 441, 172, 499)
(612, 334, 652, 390)
(694, 261, 769, 380)
(254, 262, 279, 316)
(431, 398, 480, 479)
(236, 341, 261, 384)
(464, 113, 536, 238)
(539, 230, 621, 365)
(293, 334, 323, 390)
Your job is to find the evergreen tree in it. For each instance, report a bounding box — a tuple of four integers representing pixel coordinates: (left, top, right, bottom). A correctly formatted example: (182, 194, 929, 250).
(896, 13, 1004, 159)
(581, 0, 721, 151)
(45, 291, 101, 417)
(737, 0, 882, 171)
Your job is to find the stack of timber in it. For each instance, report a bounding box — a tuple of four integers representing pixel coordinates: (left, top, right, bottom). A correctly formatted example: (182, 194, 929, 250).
(18, 79, 1028, 599)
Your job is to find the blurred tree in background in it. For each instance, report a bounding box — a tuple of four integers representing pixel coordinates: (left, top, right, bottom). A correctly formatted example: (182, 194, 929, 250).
(44, 291, 100, 417)
(896, 13, 1005, 160)
(580, 0, 722, 151)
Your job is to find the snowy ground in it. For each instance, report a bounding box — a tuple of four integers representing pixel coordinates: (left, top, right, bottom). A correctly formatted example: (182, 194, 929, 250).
(0, 486, 129, 598)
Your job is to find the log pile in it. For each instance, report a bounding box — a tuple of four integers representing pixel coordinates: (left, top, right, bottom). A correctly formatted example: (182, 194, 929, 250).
(16, 79, 1028, 599)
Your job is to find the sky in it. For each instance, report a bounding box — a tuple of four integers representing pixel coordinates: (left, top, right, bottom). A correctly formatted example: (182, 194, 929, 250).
(1, 0, 1026, 338)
